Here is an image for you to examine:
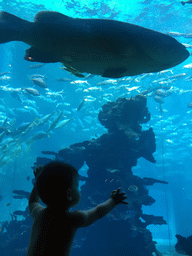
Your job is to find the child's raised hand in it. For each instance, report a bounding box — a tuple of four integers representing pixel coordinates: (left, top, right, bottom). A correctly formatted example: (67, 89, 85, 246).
(110, 188, 128, 205)
(33, 166, 43, 178)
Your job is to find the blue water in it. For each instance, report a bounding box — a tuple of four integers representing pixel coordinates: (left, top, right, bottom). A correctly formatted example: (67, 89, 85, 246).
(0, 0, 192, 255)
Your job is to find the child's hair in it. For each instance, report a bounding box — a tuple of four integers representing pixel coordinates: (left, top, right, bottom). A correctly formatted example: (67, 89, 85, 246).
(36, 161, 78, 206)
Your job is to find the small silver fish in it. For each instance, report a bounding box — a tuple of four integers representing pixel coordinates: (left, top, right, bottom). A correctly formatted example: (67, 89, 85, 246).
(77, 99, 86, 111)
(0, 71, 11, 77)
(26, 131, 48, 146)
(154, 96, 165, 104)
(56, 78, 71, 82)
(31, 74, 46, 79)
(183, 63, 192, 69)
(155, 89, 172, 97)
(36, 112, 56, 127)
(47, 111, 65, 132)
(167, 32, 185, 37)
(12, 122, 32, 135)
(29, 63, 45, 69)
(31, 77, 47, 88)
(55, 118, 74, 129)
(24, 87, 40, 96)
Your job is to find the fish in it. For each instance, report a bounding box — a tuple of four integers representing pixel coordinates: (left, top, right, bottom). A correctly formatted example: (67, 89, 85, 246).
(21, 119, 37, 136)
(1, 117, 8, 127)
(168, 73, 186, 79)
(154, 95, 165, 104)
(31, 74, 46, 79)
(26, 131, 48, 146)
(0, 75, 11, 85)
(77, 99, 86, 111)
(167, 31, 185, 37)
(155, 89, 172, 97)
(70, 80, 90, 86)
(56, 78, 71, 82)
(55, 118, 74, 129)
(31, 77, 47, 88)
(13, 210, 27, 216)
(182, 43, 192, 48)
(10, 90, 23, 103)
(0, 11, 189, 78)
(106, 168, 120, 174)
(183, 34, 192, 39)
(0, 126, 11, 135)
(56, 102, 70, 108)
(0, 71, 11, 76)
(183, 63, 192, 69)
(46, 111, 65, 132)
(97, 79, 118, 86)
(185, 75, 192, 82)
(181, 0, 192, 5)
(13, 195, 26, 199)
(0, 131, 6, 143)
(84, 95, 96, 102)
(29, 63, 45, 69)
(36, 111, 56, 127)
(24, 106, 40, 116)
(46, 89, 64, 98)
(143, 177, 168, 186)
(128, 185, 138, 192)
(24, 87, 40, 96)
(153, 73, 186, 83)
(85, 86, 102, 92)
(14, 107, 31, 114)
(12, 122, 33, 136)
(12, 189, 30, 199)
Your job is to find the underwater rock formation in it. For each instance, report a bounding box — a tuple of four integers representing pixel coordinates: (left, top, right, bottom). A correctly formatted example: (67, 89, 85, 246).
(0, 213, 32, 256)
(175, 234, 192, 256)
(32, 95, 165, 256)
(0, 95, 167, 256)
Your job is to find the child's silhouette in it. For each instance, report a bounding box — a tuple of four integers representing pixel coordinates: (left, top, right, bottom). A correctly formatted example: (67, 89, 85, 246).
(27, 161, 128, 256)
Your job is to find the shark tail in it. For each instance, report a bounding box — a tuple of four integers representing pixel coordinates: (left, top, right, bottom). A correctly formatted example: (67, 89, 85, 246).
(0, 11, 31, 43)
(181, 1, 185, 5)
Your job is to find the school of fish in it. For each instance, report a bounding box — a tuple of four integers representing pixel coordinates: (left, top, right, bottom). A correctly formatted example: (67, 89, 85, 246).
(0, 3, 192, 175)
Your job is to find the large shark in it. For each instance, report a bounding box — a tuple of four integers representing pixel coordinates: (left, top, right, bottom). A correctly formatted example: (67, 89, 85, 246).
(0, 11, 189, 78)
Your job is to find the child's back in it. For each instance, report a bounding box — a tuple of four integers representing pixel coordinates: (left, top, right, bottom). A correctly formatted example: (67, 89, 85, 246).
(28, 208, 80, 256)
(27, 162, 128, 256)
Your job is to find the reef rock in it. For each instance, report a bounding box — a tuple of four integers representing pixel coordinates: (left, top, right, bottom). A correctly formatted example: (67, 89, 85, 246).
(31, 95, 167, 256)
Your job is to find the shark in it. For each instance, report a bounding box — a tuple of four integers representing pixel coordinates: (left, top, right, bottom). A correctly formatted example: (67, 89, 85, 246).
(0, 11, 189, 78)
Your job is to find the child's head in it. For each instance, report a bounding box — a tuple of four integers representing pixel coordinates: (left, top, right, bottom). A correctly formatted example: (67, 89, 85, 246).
(36, 161, 80, 208)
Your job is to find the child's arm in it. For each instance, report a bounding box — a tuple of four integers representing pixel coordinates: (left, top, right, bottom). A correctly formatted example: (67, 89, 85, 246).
(28, 167, 45, 220)
(74, 188, 128, 227)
